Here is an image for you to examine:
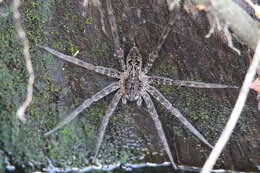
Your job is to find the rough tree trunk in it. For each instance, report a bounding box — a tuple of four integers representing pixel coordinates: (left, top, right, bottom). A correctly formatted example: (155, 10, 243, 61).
(0, 0, 259, 172)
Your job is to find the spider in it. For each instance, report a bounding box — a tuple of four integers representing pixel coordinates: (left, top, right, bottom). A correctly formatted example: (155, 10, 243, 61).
(38, 0, 236, 170)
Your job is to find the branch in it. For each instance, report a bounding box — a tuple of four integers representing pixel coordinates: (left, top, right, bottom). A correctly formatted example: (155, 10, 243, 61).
(13, 0, 35, 123)
(201, 39, 260, 173)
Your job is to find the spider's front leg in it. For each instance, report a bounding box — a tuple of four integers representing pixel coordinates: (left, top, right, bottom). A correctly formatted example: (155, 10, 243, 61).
(93, 90, 123, 162)
(149, 76, 238, 88)
(141, 91, 178, 169)
(44, 82, 120, 136)
(144, 0, 181, 74)
(38, 45, 122, 79)
(146, 85, 214, 149)
(106, 0, 126, 71)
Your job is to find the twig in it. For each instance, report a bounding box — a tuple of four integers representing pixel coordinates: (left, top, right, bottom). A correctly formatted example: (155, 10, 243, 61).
(13, 0, 35, 123)
(201, 39, 260, 173)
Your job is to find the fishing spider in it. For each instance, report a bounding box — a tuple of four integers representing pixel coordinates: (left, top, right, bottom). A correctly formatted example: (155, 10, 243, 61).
(39, 0, 236, 169)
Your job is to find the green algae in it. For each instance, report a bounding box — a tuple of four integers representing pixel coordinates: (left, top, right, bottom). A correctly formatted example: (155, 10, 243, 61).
(0, 0, 131, 167)
(0, 0, 68, 167)
(84, 16, 94, 25)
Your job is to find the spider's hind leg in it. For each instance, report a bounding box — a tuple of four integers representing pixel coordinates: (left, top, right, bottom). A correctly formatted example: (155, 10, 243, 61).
(141, 91, 178, 169)
(149, 76, 238, 88)
(146, 85, 214, 149)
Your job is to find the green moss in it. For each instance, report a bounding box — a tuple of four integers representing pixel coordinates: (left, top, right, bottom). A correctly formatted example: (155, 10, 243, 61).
(158, 85, 172, 94)
(85, 100, 107, 126)
(0, 152, 3, 172)
(24, 0, 54, 43)
(61, 87, 70, 96)
(0, 0, 78, 168)
(186, 72, 203, 82)
(67, 42, 79, 55)
(64, 11, 77, 20)
(84, 16, 94, 25)
(118, 151, 129, 163)
(154, 53, 178, 76)
(91, 42, 108, 58)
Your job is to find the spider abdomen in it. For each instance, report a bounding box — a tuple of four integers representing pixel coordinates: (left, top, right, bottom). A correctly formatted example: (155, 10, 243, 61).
(123, 74, 143, 101)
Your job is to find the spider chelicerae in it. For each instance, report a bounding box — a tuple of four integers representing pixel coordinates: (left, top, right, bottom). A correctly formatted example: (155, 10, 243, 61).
(39, 0, 236, 169)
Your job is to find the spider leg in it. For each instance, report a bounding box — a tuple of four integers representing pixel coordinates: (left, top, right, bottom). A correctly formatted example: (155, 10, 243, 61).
(106, 0, 126, 70)
(141, 91, 178, 169)
(146, 85, 213, 149)
(149, 76, 238, 88)
(44, 82, 120, 136)
(144, 1, 181, 74)
(38, 45, 121, 79)
(93, 90, 123, 162)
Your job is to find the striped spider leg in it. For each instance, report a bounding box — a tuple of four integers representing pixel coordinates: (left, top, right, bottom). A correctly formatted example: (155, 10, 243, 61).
(93, 90, 123, 162)
(44, 82, 120, 136)
(38, 45, 121, 79)
(145, 85, 214, 149)
(144, 0, 181, 74)
(141, 91, 178, 169)
(149, 76, 238, 88)
(36, 45, 123, 137)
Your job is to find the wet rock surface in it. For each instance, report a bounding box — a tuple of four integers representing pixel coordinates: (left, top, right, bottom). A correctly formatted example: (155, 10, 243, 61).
(0, 0, 259, 172)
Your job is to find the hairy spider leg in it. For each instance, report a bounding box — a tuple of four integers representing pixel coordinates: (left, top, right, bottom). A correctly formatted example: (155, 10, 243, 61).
(146, 85, 213, 149)
(142, 91, 178, 169)
(93, 90, 123, 162)
(144, 1, 181, 74)
(38, 45, 122, 79)
(149, 76, 238, 88)
(44, 82, 120, 136)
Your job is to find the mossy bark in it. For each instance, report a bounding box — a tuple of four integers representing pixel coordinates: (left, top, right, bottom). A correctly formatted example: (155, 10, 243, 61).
(0, 0, 259, 172)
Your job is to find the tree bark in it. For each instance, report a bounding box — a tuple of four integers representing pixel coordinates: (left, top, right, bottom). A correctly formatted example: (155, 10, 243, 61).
(0, 0, 259, 172)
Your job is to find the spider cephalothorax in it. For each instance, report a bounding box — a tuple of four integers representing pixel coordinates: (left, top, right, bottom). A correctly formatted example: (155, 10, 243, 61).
(126, 46, 143, 72)
(39, 0, 236, 170)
